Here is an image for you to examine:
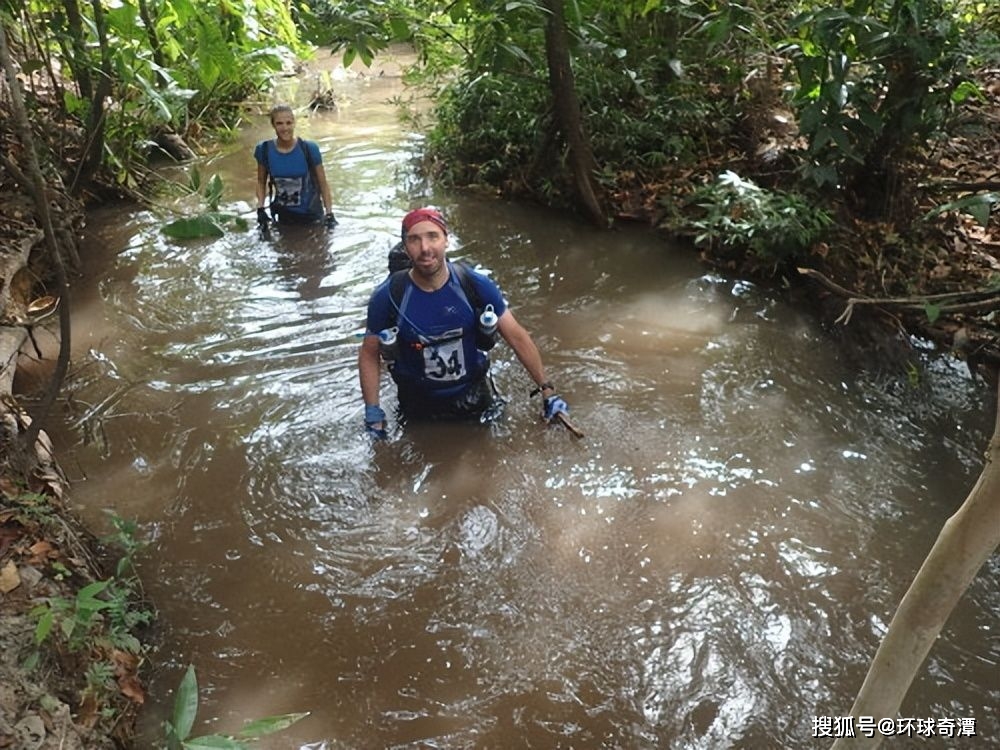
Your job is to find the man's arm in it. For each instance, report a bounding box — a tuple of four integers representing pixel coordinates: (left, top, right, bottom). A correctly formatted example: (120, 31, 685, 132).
(497, 310, 555, 399)
(359, 334, 384, 427)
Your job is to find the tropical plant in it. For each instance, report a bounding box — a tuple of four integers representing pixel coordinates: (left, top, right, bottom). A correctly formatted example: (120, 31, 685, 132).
(163, 665, 308, 750)
(161, 166, 250, 240)
(689, 170, 833, 266)
(782, 0, 971, 216)
(1, 0, 310, 190)
(30, 510, 153, 657)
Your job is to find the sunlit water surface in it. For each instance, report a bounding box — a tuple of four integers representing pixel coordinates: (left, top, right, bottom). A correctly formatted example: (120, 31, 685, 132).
(48, 57, 999, 749)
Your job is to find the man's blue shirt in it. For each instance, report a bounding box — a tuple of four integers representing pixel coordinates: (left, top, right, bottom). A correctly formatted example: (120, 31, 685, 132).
(365, 263, 507, 398)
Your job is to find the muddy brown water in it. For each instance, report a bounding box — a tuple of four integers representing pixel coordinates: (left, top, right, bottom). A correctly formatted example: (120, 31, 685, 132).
(44, 57, 998, 749)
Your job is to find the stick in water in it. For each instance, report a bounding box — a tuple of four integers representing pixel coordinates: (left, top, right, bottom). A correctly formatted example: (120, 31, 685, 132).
(553, 411, 585, 439)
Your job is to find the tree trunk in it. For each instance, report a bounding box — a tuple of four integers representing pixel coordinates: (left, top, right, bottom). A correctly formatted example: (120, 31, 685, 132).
(832, 377, 1000, 750)
(540, 0, 606, 226)
(136, 0, 167, 77)
(60, 0, 93, 100)
(0, 19, 73, 466)
(71, 0, 114, 192)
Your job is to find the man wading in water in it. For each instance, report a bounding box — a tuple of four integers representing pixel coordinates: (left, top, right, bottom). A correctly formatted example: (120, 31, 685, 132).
(358, 207, 571, 438)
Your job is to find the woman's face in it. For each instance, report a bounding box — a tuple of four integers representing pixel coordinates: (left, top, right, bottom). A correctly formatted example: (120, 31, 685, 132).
(271, 111, 295, 142)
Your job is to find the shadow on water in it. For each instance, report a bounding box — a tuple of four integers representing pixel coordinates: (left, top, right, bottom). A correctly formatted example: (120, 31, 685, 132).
(262, 223, 340, 302)
(41, 56, 999, 750)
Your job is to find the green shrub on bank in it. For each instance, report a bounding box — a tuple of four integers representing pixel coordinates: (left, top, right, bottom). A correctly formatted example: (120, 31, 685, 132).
(689, 170, 833, 267)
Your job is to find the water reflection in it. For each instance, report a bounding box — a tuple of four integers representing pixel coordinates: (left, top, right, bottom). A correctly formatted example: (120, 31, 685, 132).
(265, 223, 339, 301)
(44, 58, 1000, 750)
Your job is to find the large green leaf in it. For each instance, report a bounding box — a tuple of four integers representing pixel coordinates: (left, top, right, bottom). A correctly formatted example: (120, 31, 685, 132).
(162, 216, 226, 239)
(171, 665, 199, 742)
(237, 712, 310, 739)
(182, 736, 248, 750)
(926, 193, 999, 228)
(33, 607, 54, 646)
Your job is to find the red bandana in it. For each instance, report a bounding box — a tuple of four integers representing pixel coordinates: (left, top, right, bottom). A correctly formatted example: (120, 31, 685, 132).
(401, 208, 448, 238)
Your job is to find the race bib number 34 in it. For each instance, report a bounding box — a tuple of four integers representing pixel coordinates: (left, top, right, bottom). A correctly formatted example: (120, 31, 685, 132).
(421, 328, 466, 382)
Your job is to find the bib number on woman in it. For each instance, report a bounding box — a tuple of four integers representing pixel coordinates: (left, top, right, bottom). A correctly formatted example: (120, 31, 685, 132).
(273, 176, 304, 207)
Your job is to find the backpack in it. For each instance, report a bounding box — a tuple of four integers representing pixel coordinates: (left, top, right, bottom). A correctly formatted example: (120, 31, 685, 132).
(259, 138, 318, 212)
(384, 251, 496, 351)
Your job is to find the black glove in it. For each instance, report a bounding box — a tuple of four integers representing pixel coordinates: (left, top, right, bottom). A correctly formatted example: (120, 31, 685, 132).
(256, 207, 270, 228)
(324, 212, 338, 229)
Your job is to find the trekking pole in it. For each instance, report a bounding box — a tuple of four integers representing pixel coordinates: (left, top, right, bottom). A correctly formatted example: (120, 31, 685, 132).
(553, 411, 585, 439)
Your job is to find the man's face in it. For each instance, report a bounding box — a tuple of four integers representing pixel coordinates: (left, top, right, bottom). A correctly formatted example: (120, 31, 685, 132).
(403, 220, 448, 276)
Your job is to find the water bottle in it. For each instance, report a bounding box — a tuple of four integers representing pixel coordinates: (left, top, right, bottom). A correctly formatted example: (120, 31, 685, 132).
(379, 327, 399, 363)
(476, 305, 498, 351)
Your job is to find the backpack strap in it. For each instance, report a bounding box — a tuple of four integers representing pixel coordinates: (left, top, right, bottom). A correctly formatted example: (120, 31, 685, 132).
(261, 138, 319, 207)
(299, 138, 316, 172)
(387, 269, 409, 329)
(450, 261, 484, 314)
(385, 261, 483, 330)
(260, 140, 272, 204)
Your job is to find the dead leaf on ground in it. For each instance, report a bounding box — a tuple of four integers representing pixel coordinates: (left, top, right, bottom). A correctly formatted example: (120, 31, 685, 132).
(0, 476, 19, 500)
(0, 522, 23, 556)
(110, 649, 138, 672)
(26, 295, 57, 315)
(930, 263, 952, 279)
(0, 560, 21, 593)
(111, 649, 145, 704)
(27, 540, 58, 565)
(117, 674, 145, 704)
(76, 693, 100, 728)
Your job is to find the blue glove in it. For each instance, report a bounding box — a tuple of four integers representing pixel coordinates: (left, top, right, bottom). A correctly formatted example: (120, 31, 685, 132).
(364, 404, 387, 440)
(256, 207, 270, 228)
(324, 212, 338, 229)
(542, 394, 569, 423)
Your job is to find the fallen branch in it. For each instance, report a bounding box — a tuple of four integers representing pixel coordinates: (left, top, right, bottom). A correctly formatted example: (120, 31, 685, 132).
(920, 179, 1000, 193)
(553, 411, 585, 439)
(797, 267, 1000, 325)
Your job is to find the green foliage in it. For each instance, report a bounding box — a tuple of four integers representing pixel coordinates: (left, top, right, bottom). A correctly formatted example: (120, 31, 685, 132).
(6, 0, 309, 187)
(423, 69, 549, 190)
(163, 665, 308, 750)
(300, 0, 408, 67)
(162, 166, 250, 239)
(581, 55, 734, 179)
(30, 511, 153, 656)
(15, 507, 151, 730)
(412, 0, 778, 202)
(5, 490, 59, 526)
(782, 0, 969, 192)
(689, 170, 833, 265)
(103, 511, 145, 578)
(925, 192, 999, 228)
(32, 579, 112, 652)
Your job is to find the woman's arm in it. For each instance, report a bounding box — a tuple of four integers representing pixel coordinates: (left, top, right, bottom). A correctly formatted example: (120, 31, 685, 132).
(255, 162, 268, 208)
(313, 164, 334, 216)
